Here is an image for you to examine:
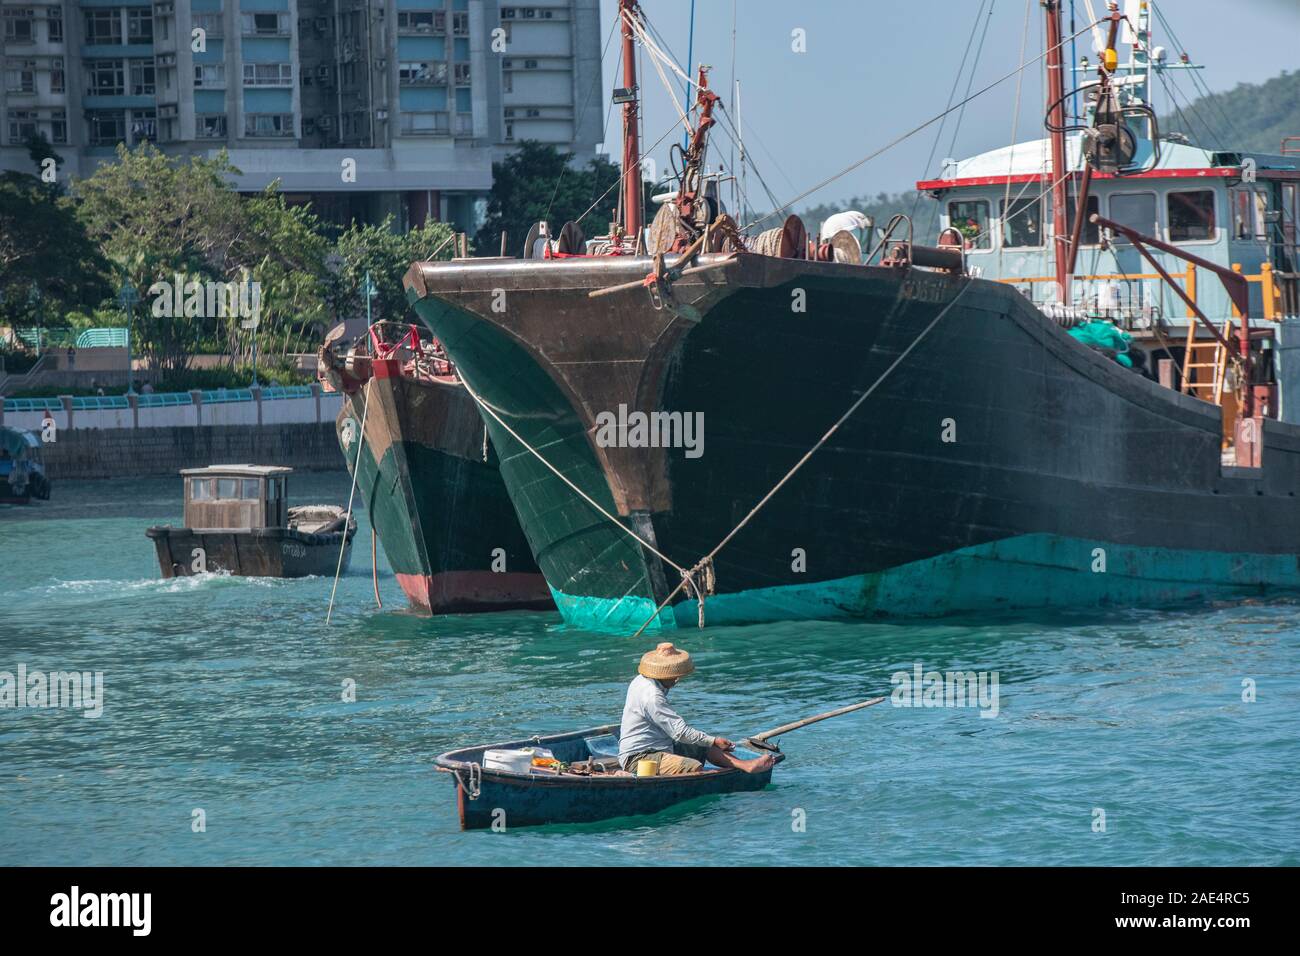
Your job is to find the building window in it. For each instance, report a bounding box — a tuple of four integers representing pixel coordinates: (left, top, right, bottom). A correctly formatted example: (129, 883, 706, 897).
(50, 109, 66, 144)
(1167, 190, 1216, 242)
(130, 60, 156, 96)
(3, 8, 35, 44)
(4, 61, 36, 94)
(195, 63, 226, 88)
(948, 199, 991, 250)
(130, 110, 156, 142)
(84, 10, 121, 44)
(50, 58, 64, 94)
(397, 10, 444, 34)
(454, 63, 472, 86)
(196, 114, 228, 138)
(452, 12, 469, 35)
(127, 9, 153, 44)
(244, 113, 294, 137)
(7, 110, 38, 144)
(241, 12, 289, 36)
(1000, 195, 1046, 248)
(242, 63, 293, 87)
(86, 60, 125, 97)
(399, 111, 448, 135)
(454, 113, 473, 136)
(47, 7, 63, 43)
(88, 110, 127, 146)
(501, 7, 516, 18)
(193, 13, 223, 37)
(504, 120, 514, 141)
(502, 71, 512, 93)
(398, 61, 447, 85)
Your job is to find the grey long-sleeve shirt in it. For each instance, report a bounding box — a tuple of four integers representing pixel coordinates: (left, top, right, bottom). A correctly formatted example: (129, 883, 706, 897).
(618, 675, 715, 767)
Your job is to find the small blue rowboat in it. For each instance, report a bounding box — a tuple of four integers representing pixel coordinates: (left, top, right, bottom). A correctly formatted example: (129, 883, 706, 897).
(435, 697, 884, 830)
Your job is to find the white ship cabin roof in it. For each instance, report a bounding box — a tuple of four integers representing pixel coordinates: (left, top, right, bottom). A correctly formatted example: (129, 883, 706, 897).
(917, 133, 1298, 192)
(179, 464, 294, 478)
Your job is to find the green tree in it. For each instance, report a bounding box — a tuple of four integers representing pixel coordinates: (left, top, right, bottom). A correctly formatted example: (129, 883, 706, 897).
(70, 143, 330, 372)
(332, 216, 460, 327)
(0, 137, 111, 337)
(475, 140, 648, 255)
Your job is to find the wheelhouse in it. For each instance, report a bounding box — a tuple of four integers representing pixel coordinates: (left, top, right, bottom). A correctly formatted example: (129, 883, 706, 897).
(180, 465, 291, 531)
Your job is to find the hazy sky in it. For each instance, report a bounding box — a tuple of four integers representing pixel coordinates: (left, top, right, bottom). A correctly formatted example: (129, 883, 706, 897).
(594, 0, 1300, 210)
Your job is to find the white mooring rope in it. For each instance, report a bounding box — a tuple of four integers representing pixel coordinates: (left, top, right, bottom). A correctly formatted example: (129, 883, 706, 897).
(327, 378, 371, 624)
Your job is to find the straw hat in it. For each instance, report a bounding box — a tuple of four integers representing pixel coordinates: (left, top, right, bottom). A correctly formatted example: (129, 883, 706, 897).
(638, 642, 695, 680)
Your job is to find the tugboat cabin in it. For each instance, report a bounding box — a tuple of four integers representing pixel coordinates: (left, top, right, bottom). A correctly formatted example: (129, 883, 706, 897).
(181, 464, 291, 530)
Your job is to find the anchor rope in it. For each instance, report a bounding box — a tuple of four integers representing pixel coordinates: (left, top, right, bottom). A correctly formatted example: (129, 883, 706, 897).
(327, 378, 370, 624)
(453, 371, 689, 577)
(628, 279, 975, 639)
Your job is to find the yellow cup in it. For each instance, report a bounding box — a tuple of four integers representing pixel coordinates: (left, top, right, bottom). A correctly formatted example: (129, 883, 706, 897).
(635, 758, 659, 777)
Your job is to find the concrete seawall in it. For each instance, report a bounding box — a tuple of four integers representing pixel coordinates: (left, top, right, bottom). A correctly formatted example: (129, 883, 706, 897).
(40, 423, 344, 479)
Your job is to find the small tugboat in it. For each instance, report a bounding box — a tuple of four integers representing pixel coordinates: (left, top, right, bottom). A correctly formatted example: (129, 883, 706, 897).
(145, 465, 355, 578)
(319, 321, 552, 614)
(0, 426, 51, 505)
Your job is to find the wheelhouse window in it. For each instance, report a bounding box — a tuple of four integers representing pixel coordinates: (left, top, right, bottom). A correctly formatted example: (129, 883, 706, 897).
(1108, 192, 1158, 240)
(1231, 187, 1268, 241)
(241, 479, 261, 499)
(1065, 194, 1100, 246)
(948, 199, 991, 251)
(190, 478, 213, 500)
(216, 478, 239, 499)
(1000, 195, 1046, 248)
(1167, 190, 1215, 242)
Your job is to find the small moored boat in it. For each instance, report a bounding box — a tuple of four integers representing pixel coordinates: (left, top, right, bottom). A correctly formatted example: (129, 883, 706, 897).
(145, 464, 356, 578)
(0, 426, 51, 505)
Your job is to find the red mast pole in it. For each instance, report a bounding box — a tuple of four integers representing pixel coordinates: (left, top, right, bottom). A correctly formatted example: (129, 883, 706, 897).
(619, 0, 643, 244)
(1044, 0, 1070, 303)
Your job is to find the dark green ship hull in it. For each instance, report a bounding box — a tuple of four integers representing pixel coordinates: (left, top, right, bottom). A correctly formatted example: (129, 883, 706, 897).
(405, 253, 1300, 630)
(335, 361, 552, 613)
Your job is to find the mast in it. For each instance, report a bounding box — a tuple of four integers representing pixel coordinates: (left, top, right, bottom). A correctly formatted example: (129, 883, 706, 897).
(1044, 0, 1070, 303)
(618, 0, 643, 243)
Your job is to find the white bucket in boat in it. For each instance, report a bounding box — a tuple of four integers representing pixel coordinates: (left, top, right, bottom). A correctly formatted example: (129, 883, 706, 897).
(483, 748, 538, 774)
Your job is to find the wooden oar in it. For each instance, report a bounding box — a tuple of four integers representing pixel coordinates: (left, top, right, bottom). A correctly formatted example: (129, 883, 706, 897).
(743, 696, 886, 752)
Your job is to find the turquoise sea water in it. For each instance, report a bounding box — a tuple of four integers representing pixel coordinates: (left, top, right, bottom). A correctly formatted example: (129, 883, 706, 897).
(1, 471, 1297, 866)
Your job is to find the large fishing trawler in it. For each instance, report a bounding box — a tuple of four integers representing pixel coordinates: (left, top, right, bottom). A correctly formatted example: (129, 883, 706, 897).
(319, 322, 552, 614)
(404, 0, 1300, 631)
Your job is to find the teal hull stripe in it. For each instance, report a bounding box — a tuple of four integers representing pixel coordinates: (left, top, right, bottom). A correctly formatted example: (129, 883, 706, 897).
(548, 533, 1300, 631)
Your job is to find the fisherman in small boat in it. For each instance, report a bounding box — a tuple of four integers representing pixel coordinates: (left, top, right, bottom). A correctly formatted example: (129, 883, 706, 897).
(619, 642, 777, 776)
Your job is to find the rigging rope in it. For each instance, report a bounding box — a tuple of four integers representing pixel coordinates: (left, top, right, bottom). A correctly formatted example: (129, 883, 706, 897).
(743, 17, 1104, 232)
(326, 378, 370, 624)
(453, 369, 689, 578)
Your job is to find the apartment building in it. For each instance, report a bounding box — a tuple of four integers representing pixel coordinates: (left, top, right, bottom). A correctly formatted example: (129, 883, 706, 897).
(0, 0, 603, 231)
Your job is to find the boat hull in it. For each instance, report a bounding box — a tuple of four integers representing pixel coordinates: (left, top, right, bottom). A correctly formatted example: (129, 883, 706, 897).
(336, 362, 553, 614)
(406, 253, 1300, 629)
(436, 724, 775, 830)
(145, 525, 353, 578)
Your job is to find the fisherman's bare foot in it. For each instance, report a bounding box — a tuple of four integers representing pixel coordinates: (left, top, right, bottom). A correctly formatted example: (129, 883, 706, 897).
(738, 754, 776, 774)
